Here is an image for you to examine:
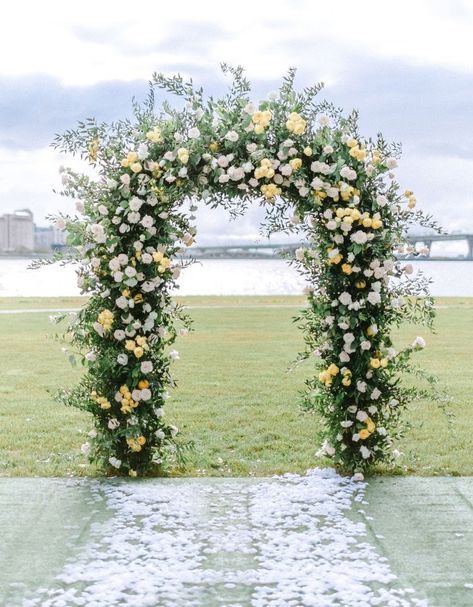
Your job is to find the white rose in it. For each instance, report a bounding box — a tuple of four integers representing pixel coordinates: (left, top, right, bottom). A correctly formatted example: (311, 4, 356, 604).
(127, 211, 140, 224)
(85, 351, 96, 362)
(169, 350, 180, 360)
(129, 197, 142, 211)
(80, 442, 90, 454)
(98, 204, 108, 216)
(356, 410, 368, 422)
(367, 291, 381, 305)
(113, 329, 126, 341)
(412, 336, 426, 349)
(141, 215, 154, 228)
(360, 340, 371, 351)
(225, 130, 239, 142)
(386, 157, 398, 169)
(371, 388, 381, 400)
(360, 446, 371, 459)
(117, 353, 128, 365)
(188, 127, 200, 139)
(376, 194, 388, 207)
(338, 292, 352, 306)
(108, 456, 122, 469)
(352, 472, 364, 482)
(141, 388, 152, 401)
(108, 418, 120, 430)
(351, 230, 368, 245)
(113, 271, 124, 283)
(108, 258, 120, 272)
(141, 361, 153, 373)
(356, 381, 367, 393)
(115, 296, 128, 309)
(318, 114, 330, 126)
(295, 248, 305, 261)
(137, 143, 149, 160)
(339, 351, 350, 363)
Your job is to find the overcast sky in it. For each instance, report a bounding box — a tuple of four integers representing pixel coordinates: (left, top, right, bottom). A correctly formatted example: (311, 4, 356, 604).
(0, 0, 472, 242)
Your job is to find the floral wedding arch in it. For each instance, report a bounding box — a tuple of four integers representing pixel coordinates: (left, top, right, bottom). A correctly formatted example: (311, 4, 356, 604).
(52, 65, 438, 477)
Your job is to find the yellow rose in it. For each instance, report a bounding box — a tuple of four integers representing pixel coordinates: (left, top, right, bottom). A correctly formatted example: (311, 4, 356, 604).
(137, 436, 146, 446)
(366, 325, 378, 337)
(130, 162, 142, 173)
(177, 147, 189, 164)
(362, 217, 372, 228)
(351, 208, 361, 221)
(146, 127, 162, 143)
(289, 158, 302, 171)
(260, 183, 281, 200)
(371, 218, 383, 229)
(366, 419, 376, 433)
(138, 379, 150, 389)
(125, 340, 136, 351)
(209, 142, 219, 152)
(370, 358, 381, 369)
(134, 347, 144, 358)
(355, 280, 366, 289)
(303, 146, 313, 156)
(359, 429, 371, 440)
(341, 263, 353, 275)
(129, 469, 138, 477)
(342, 376, 351, 386)
(327, 363, 339, 376)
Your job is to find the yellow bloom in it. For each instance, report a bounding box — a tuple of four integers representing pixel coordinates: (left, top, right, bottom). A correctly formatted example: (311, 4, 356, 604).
(303, 146, 313, 156)
(261, 183, 281, 200)
(359, 428, 371, 440)
(366, 325, 378, 337)
(130, 162, 143, 174)
(380, 358, 388, 368)
(134, 346, 144, 358)
(209, 142, 219, 152)
(88, 138, 99, 161)
(129, 469, 138, 477)
(121, 151, 139, 168)
(125, 340, 136, 351)
(138, 379, 150, 389)
(137, 436, 146, 446)
(370, 358, 381, 369)
(252, 110, 272, 131)
(366, 419, 376, 433)
(342, 376, 351, 386)
(362, 217, 372, 228)
(146, 127, 162, 143)
(372, 218, 383, 229)
(136, 335, 148, 347)
(177, 147, 189, 164)
(289, 158, 302, 171)
(286, 112, 306, 135)
(327, 363, 340, 376)
(355, 280, 366, 289)
(341, 263, 353, 275)
(346, 137, 358, 148)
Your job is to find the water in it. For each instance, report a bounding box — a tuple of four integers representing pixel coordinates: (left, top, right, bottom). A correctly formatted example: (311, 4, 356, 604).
(0, 258, 471, 297)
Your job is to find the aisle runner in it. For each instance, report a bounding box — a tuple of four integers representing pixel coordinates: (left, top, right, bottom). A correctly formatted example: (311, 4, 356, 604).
(23, 470, 426, 607)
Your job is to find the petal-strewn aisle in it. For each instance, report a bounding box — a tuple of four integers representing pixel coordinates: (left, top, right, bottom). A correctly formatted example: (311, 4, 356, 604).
(19, 470, 426, 607)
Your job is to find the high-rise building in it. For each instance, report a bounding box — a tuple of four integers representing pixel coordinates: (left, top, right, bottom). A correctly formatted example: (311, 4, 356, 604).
(0, 209, 34, 252)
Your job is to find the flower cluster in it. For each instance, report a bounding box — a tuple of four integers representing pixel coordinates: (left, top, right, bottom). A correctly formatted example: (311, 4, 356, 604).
(51, 66, 439, 476)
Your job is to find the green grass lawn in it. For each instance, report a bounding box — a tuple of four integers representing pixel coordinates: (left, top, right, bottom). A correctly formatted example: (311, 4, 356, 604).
(0, 296, 472, 477)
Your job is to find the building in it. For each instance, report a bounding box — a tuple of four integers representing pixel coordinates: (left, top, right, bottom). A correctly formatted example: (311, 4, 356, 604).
(34, 225, 67, 252)
(0, 209, 34, 252)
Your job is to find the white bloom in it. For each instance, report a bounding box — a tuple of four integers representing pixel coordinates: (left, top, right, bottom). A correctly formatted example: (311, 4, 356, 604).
(367, 291, 381, 305)
(141, 215, 154, 229)
(323, 145, 334, 154)
(318, 114, 330, 126)
(124, 266, 137, 278)
(225, 130, 239, 142)
(90, 223, 106, 243)
(217, 155, 230, 168)
(129, 197, 142, 211)
(169, 425, 179, 437)
(246, 142, 257, 153)
(155, 429, 165, 440)
(360, 445, 371, 459)
(339, 351, 350, 363)
(356, 381, 367, 393)
(127, 211, 140, 224)
(117, 254, 128, 265)
(120, 174, 130, 186)
(169, 350, 180, 360)
(117, 353, 128, 365)
(141, 388, 152, 401)
(338, 292, 352, 306)
(188, 127, 201, 139)
(356, 410, 368, 422)
(376, 194, 388, 207)
(351, 230, 368, 245)
(360, 340, 371, 351)
(115, 296, 128, 309)
(340, 420, 353, 428)
(114, 329, 126, 341)
(108, 456, 122, 469)
(163, 151, 175, 161)
(389, 399, 400, 407)
(85, 351, 96, 362)
(109, 258, 120, 272)
(80, 442, 90, 454)
(343, 333, 355, 344)
(319, 440, 335, 457)
(404, 264, 414, 275)
(295, 248, 305, 261)
(352, 472, 364, 482)
(141, 252, 153, 264)
(326, 220, 337, 230)
(371, 388, 382, 400)
(412, 336, 426, 349)
(108, 418, 120, 430)
(218, 173, 230, 183)
(132, 389, 142, 401)
(93, 322, 104, 337)
(141, 361, 153, 373)
(386, 157, 398, 169)
(137, 143, 149, 160)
